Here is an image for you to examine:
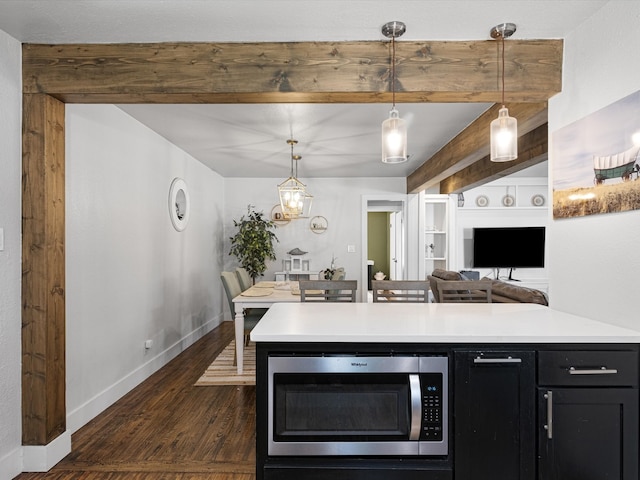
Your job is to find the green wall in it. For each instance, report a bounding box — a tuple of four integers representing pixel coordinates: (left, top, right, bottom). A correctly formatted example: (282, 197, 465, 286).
(367, 212, 390, 279)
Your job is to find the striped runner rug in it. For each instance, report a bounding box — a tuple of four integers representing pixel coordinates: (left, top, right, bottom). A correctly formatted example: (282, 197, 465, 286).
(194, 340, 256, 386)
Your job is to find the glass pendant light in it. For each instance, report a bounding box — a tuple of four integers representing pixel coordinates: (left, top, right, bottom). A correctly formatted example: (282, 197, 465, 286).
(490, 23, 518, 162)
(381, 21, 407, 164)
(277, 139, 313, 219)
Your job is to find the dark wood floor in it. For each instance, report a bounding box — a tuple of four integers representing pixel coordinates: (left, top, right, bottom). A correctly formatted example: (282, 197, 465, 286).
(16, 322, 256, 480)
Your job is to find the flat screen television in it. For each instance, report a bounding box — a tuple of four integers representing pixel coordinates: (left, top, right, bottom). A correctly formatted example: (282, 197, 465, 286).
(472, 226, 545, 269)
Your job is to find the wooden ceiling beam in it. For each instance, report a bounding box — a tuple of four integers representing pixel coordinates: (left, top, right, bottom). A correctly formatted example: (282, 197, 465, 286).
(22, 40, 562, 103)
(439, 123, 548, 194)
(406, 102, 548, 193)
(20, 38, 561, 449)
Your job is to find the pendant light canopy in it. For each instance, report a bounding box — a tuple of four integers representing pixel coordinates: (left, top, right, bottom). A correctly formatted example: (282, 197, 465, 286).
(277, 139, 313, 219)
(381, 21, 407, 164)
(490, 22, 518, 162)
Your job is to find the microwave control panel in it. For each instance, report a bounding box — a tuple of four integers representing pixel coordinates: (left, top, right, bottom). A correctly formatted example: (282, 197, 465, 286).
(420, 373, 443, 441)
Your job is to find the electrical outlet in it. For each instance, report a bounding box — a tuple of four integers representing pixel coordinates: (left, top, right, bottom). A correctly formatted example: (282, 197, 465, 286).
(347, 244, 356, 253)
(145, 339, 153, 349)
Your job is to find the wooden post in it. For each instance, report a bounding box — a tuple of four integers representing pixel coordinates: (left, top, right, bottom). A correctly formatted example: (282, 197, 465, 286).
(22, 93, 66, 445)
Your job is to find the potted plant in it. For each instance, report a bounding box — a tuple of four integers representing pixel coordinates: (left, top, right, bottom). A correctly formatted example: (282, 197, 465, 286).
(321, 254, 338, 279)
(229, 205, 279, 284)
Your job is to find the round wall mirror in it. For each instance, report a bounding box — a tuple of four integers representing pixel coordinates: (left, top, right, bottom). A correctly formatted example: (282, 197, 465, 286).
(168, 177, 190, 231)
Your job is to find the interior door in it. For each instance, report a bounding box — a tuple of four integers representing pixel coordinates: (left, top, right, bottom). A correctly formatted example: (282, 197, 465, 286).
(389, 211, 404, 280)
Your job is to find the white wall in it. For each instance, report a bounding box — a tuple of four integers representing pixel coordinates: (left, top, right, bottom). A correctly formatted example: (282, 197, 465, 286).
(65, 105, 226, 432)
(454, 177, 549, 281)
(224, 177, 406, 304)
(0, 28, 22, 480)
(548, 1, 640, 329)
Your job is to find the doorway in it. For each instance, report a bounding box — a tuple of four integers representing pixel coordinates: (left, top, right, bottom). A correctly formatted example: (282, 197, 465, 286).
(361, 195, 407, 302)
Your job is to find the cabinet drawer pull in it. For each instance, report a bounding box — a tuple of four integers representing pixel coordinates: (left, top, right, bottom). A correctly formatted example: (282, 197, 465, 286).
(568, 366, 618, 375)
(474, 356, 522, 364)
(543, 391, 553, 439)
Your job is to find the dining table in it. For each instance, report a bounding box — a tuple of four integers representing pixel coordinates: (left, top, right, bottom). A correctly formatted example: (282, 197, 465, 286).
(231, 280, 302, 374)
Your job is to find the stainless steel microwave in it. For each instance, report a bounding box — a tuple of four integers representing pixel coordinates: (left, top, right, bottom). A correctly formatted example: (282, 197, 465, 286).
(267, 354, 449, 456)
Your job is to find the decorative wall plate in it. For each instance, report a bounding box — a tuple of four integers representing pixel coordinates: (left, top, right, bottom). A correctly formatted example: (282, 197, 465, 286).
(502, 194, 515, 207)
(531, 194, 546, 206)
(475, 195, 489, 207)
(310, 216, 328, 233)
(168, 177, 190, 231)
(270, 204, 290, 225)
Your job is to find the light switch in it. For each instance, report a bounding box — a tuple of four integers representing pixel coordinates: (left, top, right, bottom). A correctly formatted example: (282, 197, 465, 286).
(347, 244, 356, 253)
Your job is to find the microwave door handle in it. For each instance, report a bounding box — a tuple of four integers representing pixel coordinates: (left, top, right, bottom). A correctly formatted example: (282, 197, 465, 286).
(409, 374, 421, 441)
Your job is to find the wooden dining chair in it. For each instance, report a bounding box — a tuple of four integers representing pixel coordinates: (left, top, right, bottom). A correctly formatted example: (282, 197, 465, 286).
(299, 280, 357, 302)
(371, 280, 430, 302)
(232, 267, 268, 317)
(220, 272, 265, 350)
(436, 280, 492, 303)
(235, 266, 252, 291)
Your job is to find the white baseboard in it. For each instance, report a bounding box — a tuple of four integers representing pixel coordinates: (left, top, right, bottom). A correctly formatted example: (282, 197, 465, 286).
(5, 317, 222, 476)
(0, 446, 22, 479)
(22, 431, 71, 472)
(67, 316, 221, 435)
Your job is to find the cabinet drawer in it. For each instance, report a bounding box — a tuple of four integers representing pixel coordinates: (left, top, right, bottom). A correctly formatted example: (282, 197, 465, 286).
(538, 351, 638, 386)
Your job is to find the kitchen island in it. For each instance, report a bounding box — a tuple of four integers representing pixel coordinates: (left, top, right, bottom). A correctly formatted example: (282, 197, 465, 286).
(251, 303, 640, 480)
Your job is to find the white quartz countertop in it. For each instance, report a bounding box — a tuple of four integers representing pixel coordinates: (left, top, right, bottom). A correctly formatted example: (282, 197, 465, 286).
(250, 303, 640, 343)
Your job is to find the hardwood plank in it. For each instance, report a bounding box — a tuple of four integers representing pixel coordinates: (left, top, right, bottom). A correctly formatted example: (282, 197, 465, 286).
(15, 322, 256, 480)
(21, 93, 66, 445)
(23, 40, 563, 103)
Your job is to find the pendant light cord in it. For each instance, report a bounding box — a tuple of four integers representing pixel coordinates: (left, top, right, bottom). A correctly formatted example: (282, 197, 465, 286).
(501, 35, 505, 106)
(289, 140, 300, 178)
(391, 35, 396, 108)
(290, 141, 294, 176)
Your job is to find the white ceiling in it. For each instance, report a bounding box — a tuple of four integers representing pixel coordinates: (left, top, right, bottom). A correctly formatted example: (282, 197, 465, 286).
(0, 0, 606, 179)
(115, 102, 493, 178)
